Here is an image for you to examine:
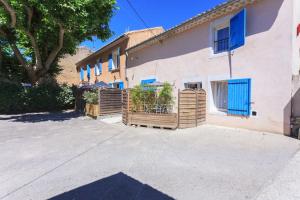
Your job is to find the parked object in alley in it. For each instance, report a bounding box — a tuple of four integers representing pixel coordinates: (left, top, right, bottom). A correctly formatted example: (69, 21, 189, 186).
(291, 117, 300, 139)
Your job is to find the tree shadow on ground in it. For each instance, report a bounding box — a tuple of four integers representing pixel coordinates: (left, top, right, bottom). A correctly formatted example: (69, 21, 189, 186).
(0, 111, 82, 123)
(49, 172, 174, 200)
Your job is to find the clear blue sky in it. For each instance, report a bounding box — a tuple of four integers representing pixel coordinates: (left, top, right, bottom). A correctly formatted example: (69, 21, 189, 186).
(81, 0, 226, 51)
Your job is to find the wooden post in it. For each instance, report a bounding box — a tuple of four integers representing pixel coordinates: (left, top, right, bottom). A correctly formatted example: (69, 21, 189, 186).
(98, 88, 101, 116)
(128, 89, 131, 125)
(127, 89, 130, 113)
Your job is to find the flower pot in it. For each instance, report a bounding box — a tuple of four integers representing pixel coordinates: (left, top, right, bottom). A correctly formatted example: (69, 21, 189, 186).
(85, 103, 99, 118)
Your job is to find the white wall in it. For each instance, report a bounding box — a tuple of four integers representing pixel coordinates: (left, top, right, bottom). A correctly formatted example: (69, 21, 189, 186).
(127, 0, 293, 134)
(292, 0, 300, 75)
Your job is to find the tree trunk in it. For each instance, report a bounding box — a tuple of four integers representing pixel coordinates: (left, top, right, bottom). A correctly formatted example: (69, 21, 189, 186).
(26, 67, 56, 85)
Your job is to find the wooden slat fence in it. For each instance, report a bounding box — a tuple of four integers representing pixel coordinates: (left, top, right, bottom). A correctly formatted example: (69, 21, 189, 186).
(122, 88, 206, 129)
(178, 89, 206, 128)
(99, 89, 122, 116)
(122, 89, 177, 129)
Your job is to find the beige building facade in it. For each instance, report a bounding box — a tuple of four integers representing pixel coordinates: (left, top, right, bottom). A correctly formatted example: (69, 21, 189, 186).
(57, 47, 92, 85)
(126, 0, 300, 134)
(75, 27, 164, 88)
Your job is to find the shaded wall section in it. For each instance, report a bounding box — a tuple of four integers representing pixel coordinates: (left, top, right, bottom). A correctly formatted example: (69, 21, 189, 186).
(292, 75, 300, 117)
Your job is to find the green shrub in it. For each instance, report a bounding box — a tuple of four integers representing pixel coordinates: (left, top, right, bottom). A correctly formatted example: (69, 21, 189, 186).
(56, 84, 76, 108)
(157, 82, 174, 111)
(130, 82, 174, 113)
(0, 82, 75, 114)
(82, 90, 98, 104)
(0, 83, 24, 113)
(131, 85, 144, 112)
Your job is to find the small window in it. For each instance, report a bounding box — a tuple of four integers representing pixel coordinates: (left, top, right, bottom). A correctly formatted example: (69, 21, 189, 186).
(184, 82, 202, 90)
(214, 27, 229, 54)
(211, 81, 228, 112)
(112, 82, 120, 89)
(95, 59, 102, 75)
(111, 82, 123, 89)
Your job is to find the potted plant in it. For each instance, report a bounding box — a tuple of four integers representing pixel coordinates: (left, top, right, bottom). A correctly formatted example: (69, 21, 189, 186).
(83, 89, 99, 118)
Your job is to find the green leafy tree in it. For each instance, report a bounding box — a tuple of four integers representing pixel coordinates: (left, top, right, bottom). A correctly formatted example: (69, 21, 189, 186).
(0, 0, 116, 84)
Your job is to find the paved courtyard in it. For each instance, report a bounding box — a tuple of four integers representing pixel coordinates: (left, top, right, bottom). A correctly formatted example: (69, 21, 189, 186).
(0, 111, 300, 200)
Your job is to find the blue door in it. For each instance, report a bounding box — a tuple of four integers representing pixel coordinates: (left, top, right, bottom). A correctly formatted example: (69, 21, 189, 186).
(228, 79, 251, 116)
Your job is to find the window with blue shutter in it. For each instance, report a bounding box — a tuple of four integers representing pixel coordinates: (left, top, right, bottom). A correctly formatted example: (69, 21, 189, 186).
(215, 27, 229, 53)
(80, 67, 84, 81)
(99, 59, 102, 74)
(141, 79, 156, 85)
(94, 64, 99, 76)
(227, 78, 251, 116)
(108, 54, 113, 71)
(230, 9, 247, 50)
(117, 48, 120, 68)
(87, 65, 91, 80)
(95, 59, 102, 76)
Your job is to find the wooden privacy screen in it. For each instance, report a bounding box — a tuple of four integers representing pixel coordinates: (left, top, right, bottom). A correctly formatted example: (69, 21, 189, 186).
(178, 89, 206, 129)
(127, 112, 178, 129)
(122, 89, 206, 129)
(99, 89, 122, 116)
(122, 89, 177, 129)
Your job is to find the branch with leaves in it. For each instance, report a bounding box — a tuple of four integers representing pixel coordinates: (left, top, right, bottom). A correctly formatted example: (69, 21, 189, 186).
(0, 0, 116, 84)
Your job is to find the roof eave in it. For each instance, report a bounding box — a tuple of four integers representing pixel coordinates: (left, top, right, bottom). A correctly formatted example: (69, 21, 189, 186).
(76, 35, 129, 68)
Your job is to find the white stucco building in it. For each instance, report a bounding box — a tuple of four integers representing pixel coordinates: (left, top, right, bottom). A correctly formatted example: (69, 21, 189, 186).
(126, 0, 300, 134)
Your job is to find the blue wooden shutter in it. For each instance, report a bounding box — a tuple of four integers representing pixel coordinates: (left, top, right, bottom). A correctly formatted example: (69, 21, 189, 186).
(80, 68, 84, 80)
(141, 79, 156, 85)
(230, 9, 246, 50)
(87, 65, 91, 79)
(228, 78, 251, 116)
(119, 81, 124, 89)
(108, 54, 113, 71)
